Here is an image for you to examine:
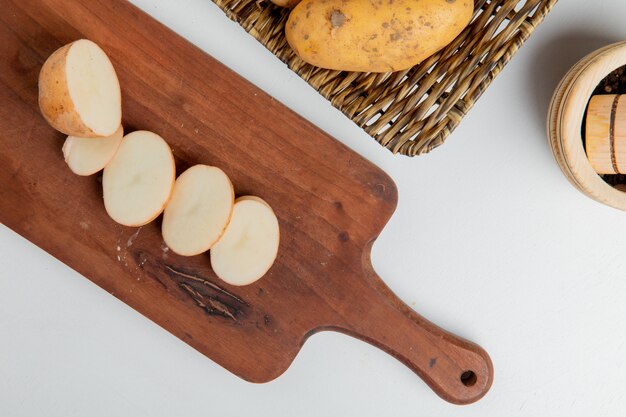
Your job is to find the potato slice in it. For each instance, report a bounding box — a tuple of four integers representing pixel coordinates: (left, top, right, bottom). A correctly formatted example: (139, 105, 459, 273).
(236, 195, 271, 207)
(103, 131, 175, 227)
(210, 196, 279, 286)
(62, 125, 123, 176)
(162, 165, 234, 256)
(39, 39, 122, 137)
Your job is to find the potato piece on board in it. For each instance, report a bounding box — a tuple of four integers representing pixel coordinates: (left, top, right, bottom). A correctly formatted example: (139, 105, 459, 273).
(39, 39, 122, 137)
(103, 131, 175, 227)
(162, 165, 234, 256)
(62, 125, 123, 176)
(210, 197, 280, 286)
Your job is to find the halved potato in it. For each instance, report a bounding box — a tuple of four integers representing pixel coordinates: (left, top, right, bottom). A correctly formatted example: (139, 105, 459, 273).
(162, 165, 234, 256)
(62, 125, 124, 176)
(103, 131, 175, 227)
(210, 196, 280, 286)
(39, 39, 122, 137)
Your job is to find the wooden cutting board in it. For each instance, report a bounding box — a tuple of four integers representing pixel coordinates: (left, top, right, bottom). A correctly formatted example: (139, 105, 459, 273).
(0, 0, 493, 404)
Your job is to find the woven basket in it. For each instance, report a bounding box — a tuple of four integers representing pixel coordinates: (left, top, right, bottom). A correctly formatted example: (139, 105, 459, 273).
(213, 0, 558, 156)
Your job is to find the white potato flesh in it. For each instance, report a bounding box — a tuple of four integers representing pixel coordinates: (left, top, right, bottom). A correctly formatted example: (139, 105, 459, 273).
(39, 39, 121, 137)
(66, 40, 122, 136)
(103, 131, 175, 227)
(210, 197, 280, 286)
(236, 195, 270, 207)
(162, 165, 234, 256)
(62, 125, 123, 176)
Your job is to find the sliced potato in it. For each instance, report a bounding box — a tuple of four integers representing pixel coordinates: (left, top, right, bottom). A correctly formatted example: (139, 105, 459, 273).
(210, 196, 279, 286)
(62, 125, 123, 176)
(39, 39, 122, 137)
(103, 131, 175, 227)
(162, 165, 234, 256)
(236, 195, 271, 207)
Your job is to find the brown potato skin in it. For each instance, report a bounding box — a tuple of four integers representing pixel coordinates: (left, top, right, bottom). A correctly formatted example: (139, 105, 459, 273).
(38, 41, 99, 137)
(269, 0, 302, 8)
(286, 0, 474, 72)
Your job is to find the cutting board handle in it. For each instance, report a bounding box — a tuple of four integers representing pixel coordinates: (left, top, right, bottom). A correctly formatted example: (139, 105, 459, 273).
(332, 249, 493, 405)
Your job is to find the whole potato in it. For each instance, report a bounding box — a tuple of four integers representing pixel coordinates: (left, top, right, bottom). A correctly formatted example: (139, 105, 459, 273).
(285, 0, 474, 72)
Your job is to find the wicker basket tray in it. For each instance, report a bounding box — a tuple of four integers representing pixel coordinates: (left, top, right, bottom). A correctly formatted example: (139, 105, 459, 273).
(213, 0, 558, 156)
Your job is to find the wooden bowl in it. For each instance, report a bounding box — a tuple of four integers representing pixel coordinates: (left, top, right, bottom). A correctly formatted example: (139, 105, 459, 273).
(548, 41, 626, 210)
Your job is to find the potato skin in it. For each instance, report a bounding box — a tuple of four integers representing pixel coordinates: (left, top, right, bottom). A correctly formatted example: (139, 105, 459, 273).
(38, 41, 99, 137)
(269, 0, 302, 8)
(286, 0, 474, 72)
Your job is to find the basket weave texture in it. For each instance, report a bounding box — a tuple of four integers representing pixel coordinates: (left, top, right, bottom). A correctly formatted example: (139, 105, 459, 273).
(212, 0, 558, 156)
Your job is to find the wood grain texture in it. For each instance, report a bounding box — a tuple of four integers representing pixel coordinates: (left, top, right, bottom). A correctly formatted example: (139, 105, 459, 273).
(0, 0, 492, 404)
(548, 41, 626, 211)
(586, 94, 626, 175)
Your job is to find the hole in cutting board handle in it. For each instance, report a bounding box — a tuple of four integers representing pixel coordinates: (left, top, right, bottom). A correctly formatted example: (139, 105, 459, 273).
(460, 370, 478, 387)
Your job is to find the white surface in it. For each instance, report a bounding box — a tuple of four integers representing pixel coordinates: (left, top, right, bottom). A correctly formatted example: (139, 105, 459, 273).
(2, 1, 626, 415)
